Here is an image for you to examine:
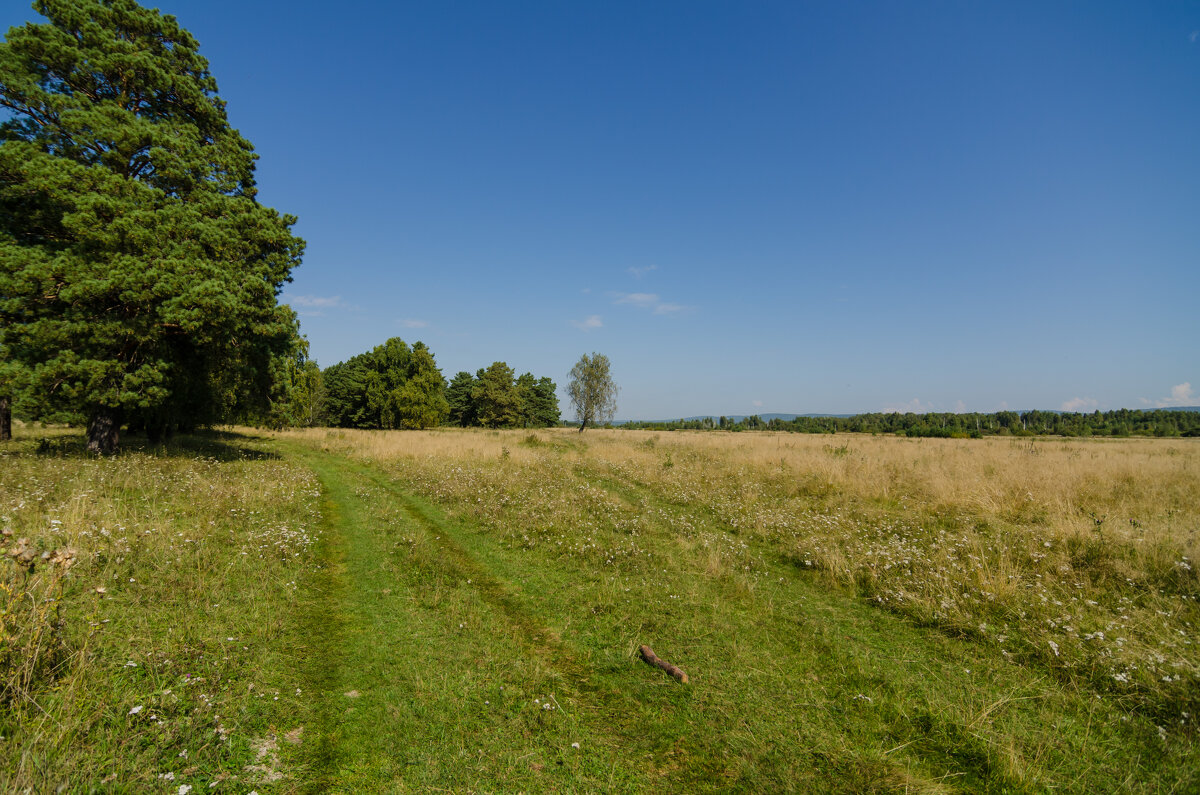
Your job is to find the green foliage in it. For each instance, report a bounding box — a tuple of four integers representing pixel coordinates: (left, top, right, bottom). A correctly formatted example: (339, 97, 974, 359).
(566, 352, 618, 431)
(473, 362, 521, 429)
(0, 0, 303, 452)
(444, 367, 558, 429)
(393, 343, 449, 429)
(234, 319, 325, 430)
(321, 338, 447, 429)
(625, 408, 1200, 437)
(516, 373, 560, 429)
(446, 371, 477, 427)
(286, 359, 327, 428)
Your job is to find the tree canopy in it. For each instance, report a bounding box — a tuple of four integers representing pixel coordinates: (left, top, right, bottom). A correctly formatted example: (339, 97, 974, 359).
(321, 338, 448, 430)
(0, 0, 303, 452)
(566, 352, 617, 432)
(324, 352, 560, 431)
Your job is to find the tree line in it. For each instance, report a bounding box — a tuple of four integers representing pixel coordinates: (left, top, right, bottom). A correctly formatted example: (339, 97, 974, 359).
(266, 338, 562, 431)
(624, 408, 1200, 437)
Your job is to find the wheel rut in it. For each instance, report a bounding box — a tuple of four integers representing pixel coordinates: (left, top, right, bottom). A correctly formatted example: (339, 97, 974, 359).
(283, 444, 669, 787)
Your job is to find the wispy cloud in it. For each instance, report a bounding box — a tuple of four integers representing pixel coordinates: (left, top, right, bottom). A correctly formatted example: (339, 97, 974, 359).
(628, 264, 658, 279)
(752, 400, 764, 408)
(287, 295, 345, 308)
(1146, 382, 1195, 408)
(284, 294, 349, 317)
(615, 292, 659, 307)
(954, 400, 967, 414)
(612, 292, 692, 315)
(1061, 396, 1098, 412)
(400, 318, 429, 329)
(1190, 30, 1199, 43)
(572, 315, 603, 331)
(884, 398, 933, 414)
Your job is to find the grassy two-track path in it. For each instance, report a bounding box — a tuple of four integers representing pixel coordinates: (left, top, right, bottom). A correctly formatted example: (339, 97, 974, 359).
(274, 438, 1186, 793)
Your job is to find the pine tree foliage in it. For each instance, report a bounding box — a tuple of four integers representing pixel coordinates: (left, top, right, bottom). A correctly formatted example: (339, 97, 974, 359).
(446, 371, 477, 427)
(441, 367, 558, 429)
(0, 0, 303, 452)
(473, 361, 521, 429)
(393, 342, 449, 429)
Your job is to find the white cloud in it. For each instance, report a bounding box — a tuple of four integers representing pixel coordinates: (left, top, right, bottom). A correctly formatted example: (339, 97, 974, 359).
(752, 400, 764, 408)
(1151, 382, 1195, 408)
(287, 295, 344, 308)
(884, 398, 933, 414)
(628, 265, 658, 279)
(1061, 396, 1099, 412)
(284, 294, 352, 317)
(572, 315, 603, 331)
(400, 318, 429, 328)
(1190, 30, 1199, 43)
(612, 292, 692, 316)
(954, 400, 967, 414)
(615, 292, 659, 307)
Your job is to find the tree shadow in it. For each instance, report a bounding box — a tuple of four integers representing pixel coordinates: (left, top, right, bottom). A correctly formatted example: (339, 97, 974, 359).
(7, 428, 281, 462)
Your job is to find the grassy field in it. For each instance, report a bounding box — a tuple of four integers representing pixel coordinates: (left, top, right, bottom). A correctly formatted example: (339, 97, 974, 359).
(2, 427, 1197, 792)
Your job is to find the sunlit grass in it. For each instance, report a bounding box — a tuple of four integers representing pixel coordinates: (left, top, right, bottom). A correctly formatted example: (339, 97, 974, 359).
(287, 427, 1199, 729)
(4, 424, 1197, 791)
(0, 427, 322, 791)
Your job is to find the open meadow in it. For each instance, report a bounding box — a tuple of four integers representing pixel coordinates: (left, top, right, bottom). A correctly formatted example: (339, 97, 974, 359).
(2, 427, 1197, 792)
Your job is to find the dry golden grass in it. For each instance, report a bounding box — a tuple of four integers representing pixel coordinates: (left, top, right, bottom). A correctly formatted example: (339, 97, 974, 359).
(282, 426, 1199, 727)
(290, 427, 1197, 551)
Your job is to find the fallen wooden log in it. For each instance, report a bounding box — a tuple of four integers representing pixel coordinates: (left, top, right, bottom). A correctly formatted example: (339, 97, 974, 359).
(639, 644, 688, 684)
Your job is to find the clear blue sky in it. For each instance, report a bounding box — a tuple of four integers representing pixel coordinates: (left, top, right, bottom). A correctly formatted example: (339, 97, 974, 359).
(5, 1, 1198, 419)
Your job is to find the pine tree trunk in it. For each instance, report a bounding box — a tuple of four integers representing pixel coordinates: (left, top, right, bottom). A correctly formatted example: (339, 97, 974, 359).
(86, 409, 121, 455)
(0, 395, 11, 441)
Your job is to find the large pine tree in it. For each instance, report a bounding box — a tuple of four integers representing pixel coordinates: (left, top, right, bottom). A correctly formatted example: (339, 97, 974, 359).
(0, 0, 303, 452)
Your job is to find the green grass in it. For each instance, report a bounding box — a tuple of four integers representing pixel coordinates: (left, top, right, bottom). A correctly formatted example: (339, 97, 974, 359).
(1, 430, 323, 791)
(3, 428, 1197, 792)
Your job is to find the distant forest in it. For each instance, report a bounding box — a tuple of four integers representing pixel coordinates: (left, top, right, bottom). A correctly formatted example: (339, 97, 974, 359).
(623, 409, 1200, 438)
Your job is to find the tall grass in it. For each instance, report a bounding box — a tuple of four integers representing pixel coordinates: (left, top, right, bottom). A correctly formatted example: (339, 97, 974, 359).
(288, 427, 1199, 730)
(0, 430, 323, 791)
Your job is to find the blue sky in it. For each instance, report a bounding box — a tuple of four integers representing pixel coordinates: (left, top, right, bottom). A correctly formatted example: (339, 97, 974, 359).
(5, 1, 1198, 419)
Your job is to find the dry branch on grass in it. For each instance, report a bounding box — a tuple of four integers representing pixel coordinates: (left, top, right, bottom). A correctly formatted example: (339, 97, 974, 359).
(639, 644, 688, 684)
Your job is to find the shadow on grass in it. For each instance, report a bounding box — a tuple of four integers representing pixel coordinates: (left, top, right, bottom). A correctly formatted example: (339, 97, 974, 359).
(3, 428, 280, 462)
